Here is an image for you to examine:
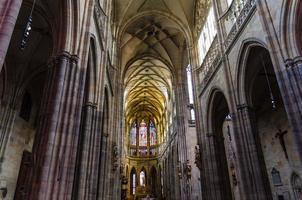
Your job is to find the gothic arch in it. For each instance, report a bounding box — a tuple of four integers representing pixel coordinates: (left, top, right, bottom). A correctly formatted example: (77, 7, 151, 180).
(150, 166, 157, 196)
(280, 0, 302, 57)
(238, 44, 293, 198)
(206, 87, 231, 131)
(205, 88, 233, 200)
(235, 40, 268, 105)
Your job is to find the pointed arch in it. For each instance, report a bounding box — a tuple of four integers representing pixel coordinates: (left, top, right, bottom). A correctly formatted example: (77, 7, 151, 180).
(205, 88, 233, 199)
(280, 0, 302, 57)
(150, 166, 157, 196)
(235, 39, 268, 105)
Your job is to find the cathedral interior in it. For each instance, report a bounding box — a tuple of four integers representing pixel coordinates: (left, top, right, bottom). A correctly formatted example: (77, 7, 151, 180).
(0, 0, 302, 199)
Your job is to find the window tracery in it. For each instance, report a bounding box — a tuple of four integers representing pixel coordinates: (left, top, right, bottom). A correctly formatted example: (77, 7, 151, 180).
(129, 119, 158, 157)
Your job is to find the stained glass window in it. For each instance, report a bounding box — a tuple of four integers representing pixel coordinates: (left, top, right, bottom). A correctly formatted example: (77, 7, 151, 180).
(139, 120, 147, 146)
(150, 121, 157, 146)
(130, 123, 137, 146)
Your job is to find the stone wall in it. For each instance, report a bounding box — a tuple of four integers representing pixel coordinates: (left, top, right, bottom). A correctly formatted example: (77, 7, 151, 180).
(0, 116, 35, 199)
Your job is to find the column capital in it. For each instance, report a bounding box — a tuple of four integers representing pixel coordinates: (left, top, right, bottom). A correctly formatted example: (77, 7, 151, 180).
(285, 56, 302, 68)
(236, 103, 253, 111)
(85, 102, 98, 108)
(48, 51, 79, 66)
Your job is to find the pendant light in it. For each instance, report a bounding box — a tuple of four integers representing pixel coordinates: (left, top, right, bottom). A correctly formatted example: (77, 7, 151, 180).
(261, 55, 276, 110)
(20, 0, 36, 50)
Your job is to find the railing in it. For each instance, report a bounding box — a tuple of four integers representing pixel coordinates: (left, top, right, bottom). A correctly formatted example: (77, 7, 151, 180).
(223, 0, 256, 50)
(196, 0, 256, 94)
(197, 36, 221, 92)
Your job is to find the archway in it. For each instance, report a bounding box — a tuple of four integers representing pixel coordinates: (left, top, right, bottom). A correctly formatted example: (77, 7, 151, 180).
(244, 45, 298, 198)
(208, 90, 233, 200)
(150, 166, 157, 197)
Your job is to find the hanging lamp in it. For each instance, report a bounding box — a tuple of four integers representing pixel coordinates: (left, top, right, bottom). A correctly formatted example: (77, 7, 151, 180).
(20, 0, 36, 50)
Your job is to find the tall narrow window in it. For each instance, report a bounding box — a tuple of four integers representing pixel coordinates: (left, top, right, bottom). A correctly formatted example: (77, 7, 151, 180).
(186, 65, 194, 104)
(130, 168, 136, 195)
(139, 120, 147, 146)
(149, 121, 157, 146)
(187, 65, 195, 122)
(132, 173, 136, 194)
(129, 123, 137, 146)
(197, 6, 217, 64)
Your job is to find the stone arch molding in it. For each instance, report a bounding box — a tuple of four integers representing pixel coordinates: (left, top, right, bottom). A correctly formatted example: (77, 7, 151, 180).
(205, 87, 231, 133)
(280, 0, 302, 58)
(235, 39, 269, 106)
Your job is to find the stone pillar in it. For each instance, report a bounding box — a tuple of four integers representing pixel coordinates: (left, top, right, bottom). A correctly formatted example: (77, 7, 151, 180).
(283, 57, 302, 159)
(29, 51, 84, 200)
(234, 105, 272, 199)
(201, 132, 225, 200)
(97, 122, 109, 199)
(0, 0, 22, 71)
(75, 103, 99, 199)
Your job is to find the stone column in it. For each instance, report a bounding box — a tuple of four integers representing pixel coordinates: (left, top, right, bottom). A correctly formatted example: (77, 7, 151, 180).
(283, 57, 302, 159)
(201, 132, 225, 200)
(0, 0, 22, 71)
(75, 103, 99, 199)
(97, 119, 109, 199)
(234, 104, 272, 199)
(29, 51, 85, 200)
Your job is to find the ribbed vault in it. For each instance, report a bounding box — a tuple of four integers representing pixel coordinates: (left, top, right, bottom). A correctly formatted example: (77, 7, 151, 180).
(117, 0, 199, 153)
(124, 57, 171, 125)
(121, 13, 188, 144)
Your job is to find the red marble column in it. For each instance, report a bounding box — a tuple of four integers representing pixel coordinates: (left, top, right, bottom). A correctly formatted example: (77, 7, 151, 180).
(0, 0, 22, 71)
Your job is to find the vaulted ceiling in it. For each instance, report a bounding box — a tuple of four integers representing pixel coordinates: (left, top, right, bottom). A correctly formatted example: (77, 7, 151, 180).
(116, 0, 208, 135)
